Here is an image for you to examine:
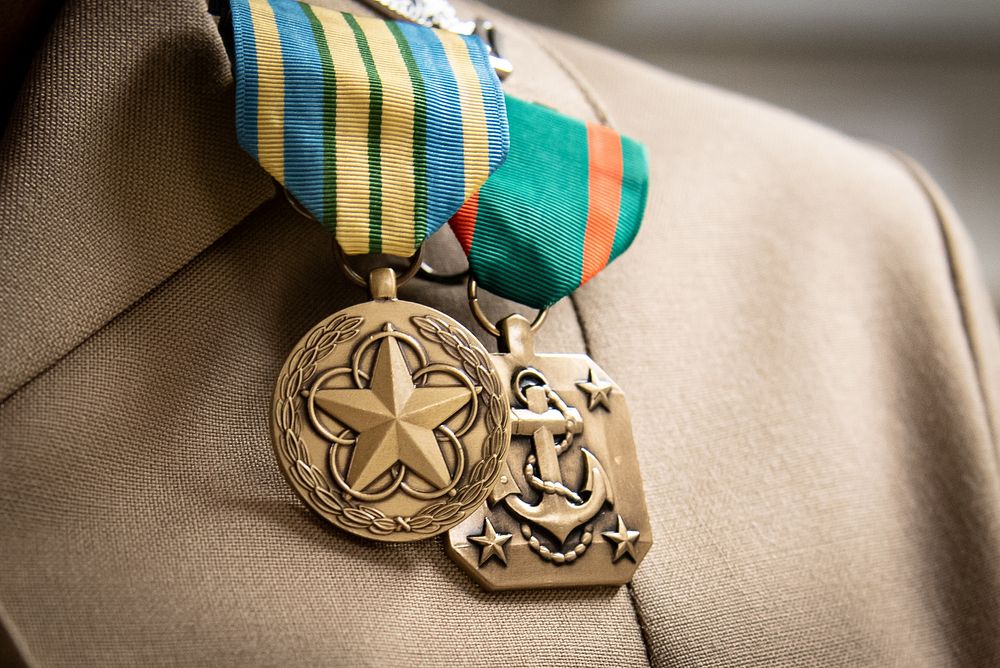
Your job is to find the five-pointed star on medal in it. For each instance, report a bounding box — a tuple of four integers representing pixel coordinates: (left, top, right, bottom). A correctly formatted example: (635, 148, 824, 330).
(602, 515, 641, 563)
(576, 368, 614, 411)
(313, 329, 472, 491)
(468, 518, 512, 566)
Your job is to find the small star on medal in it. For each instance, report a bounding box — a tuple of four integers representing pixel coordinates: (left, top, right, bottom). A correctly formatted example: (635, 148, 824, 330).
(602, 515, 641, 563)
(468, 518, 512, 567)
(576, 368, 614, 412)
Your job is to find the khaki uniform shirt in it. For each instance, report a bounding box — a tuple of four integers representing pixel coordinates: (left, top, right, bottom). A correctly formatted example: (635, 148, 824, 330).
(1, 0, 999, 665)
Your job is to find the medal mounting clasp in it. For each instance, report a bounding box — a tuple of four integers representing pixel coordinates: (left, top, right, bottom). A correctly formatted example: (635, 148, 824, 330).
(333, 240, 422, 301)
(474, 19, 513, 80)
(368, 267, 397, 300)
(467, 278, 548, 341)
(355, 1, 513, 78)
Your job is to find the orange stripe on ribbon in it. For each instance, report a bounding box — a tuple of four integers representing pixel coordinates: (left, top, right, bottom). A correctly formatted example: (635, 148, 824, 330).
(450, 192, 480, 254)
(581, 123, 623, 284)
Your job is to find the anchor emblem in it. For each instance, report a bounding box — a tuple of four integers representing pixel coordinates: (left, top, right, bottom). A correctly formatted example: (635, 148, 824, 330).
(446, 313, 650, 588)
(490, 368, 614, 561)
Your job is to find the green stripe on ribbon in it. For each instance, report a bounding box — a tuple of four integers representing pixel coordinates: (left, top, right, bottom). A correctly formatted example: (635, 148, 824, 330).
(342, 12, 384, 253)
(230, 0, 508, 256)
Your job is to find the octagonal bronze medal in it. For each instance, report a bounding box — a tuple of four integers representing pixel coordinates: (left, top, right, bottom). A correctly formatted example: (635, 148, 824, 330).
(447, 311, 652, 589)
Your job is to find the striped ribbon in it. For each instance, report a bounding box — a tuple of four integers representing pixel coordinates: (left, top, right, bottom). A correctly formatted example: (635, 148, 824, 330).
(229, 0, 508, 255)
(451, 95, 649, 309)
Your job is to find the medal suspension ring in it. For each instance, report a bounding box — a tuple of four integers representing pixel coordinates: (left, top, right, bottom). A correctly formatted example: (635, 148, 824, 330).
(274, 313, 508, 537)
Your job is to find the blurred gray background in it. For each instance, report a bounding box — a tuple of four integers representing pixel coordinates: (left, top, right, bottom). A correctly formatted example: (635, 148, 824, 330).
(490, 0, 1000, 306)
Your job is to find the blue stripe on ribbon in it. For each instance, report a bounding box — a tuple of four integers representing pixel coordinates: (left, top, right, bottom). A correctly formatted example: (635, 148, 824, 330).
(270, 0, 325, 217)
(462, 34, 507, 173)
(394, 21, 465, 236)
(231, 0, 259, 159)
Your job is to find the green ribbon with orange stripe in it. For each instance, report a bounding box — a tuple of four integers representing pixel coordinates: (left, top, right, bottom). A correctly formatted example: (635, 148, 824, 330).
(451, 95, 649, 309)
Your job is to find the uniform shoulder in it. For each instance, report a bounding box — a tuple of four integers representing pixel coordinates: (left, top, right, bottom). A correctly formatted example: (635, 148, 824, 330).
(531, 26, 936, 252)
(532, 25, 1000, 447)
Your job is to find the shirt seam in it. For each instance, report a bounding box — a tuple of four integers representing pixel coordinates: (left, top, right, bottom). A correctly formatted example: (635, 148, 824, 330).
(885, 147, 1000, 459)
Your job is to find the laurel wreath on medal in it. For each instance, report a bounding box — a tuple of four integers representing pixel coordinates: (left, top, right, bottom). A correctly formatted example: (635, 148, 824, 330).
(274, 313, 508, 537)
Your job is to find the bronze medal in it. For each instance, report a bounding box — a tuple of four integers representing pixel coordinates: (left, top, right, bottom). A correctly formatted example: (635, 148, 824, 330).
(272, 268, 511, 542)
(446, 284, 652, 589)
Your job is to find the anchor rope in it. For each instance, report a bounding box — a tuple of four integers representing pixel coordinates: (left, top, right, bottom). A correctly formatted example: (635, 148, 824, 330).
(521, 523, 593, 565)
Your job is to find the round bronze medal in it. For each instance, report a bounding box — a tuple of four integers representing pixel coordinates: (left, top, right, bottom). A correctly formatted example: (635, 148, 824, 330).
(271, 268, 511, 542)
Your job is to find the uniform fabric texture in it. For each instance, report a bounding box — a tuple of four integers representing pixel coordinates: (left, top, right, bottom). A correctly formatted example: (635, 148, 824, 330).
(1, 0, 999, 666)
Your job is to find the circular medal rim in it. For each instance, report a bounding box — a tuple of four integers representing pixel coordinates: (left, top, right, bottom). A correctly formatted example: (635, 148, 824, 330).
(270, 299, 511, 542)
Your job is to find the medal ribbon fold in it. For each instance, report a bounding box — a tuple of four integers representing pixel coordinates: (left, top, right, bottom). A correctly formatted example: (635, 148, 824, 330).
(230, 0, 509, 255)
(450, 95, 649, 309)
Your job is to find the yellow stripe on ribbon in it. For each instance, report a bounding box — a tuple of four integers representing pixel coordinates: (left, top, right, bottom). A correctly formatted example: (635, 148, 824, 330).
(249, 0, 285, 182)
(310, 6, 373, 251)
(358, 16, 416, 255)
(230, 1, 510, 256)
(436, 31, 490, 199)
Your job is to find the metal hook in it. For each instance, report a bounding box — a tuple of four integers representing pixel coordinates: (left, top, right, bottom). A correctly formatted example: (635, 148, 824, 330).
(332, 240, 423, 289)
(466, 277, 548, 338)
(416, 261, 469, 285)
(475, 18, 513, 80)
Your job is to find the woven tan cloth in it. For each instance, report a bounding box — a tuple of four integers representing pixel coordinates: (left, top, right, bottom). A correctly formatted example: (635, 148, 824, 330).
(1, 0, 998, 666)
